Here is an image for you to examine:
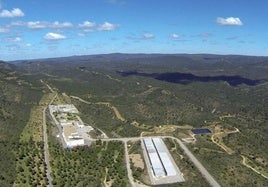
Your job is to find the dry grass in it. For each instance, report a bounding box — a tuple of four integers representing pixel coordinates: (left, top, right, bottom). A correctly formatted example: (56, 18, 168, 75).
(210, 125, 239, 155)
(129, 154, 144, 169)
(20, 93, 55, 142)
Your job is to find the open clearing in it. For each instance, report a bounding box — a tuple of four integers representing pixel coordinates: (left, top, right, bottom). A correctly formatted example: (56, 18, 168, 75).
(211, 125, 239, 154)
(129, 154, 144, 169)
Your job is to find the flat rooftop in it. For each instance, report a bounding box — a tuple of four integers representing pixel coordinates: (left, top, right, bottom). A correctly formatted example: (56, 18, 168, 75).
(49, 104, 79, 114)
(142, 137, 185, 185)
(152, 138, 177, 176)
(62, 125, 82, 140)
(143, 138, 166, 177)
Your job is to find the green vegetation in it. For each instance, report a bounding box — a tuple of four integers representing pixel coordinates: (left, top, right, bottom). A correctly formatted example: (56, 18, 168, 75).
(14, 92, 56, 187)
(0, 54, 267, 186)
(48, 137, 129, 186)
(25, 55, 267, 186)
(0, 62, 44, 187)
(127, 141, 146, 183)
(73, 99, 141, 138)
(48, 113, 129, 187)
(188, 135, 268, 186)
(13, 140, 47, 187)
(163, 138, 210, 187)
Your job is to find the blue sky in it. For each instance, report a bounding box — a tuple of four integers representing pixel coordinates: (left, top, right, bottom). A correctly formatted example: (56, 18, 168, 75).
(0, 0, 267, 60)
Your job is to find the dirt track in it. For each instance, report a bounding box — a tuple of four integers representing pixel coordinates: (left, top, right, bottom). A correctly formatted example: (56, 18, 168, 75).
(70, 96, 126, 122)
(211, 127, 239, 154)
(241, 155, 268, 180)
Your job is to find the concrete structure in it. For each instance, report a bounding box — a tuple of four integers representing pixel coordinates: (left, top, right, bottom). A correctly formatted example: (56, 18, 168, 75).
(48, 104, 93, 148)
(62, 125, 84, 148)
(48, 104, 78, 117)
(152, 138, 177, 176)
(55, 104, 79, 113)
(143, 138, 166, 177)
(142, 137, 185, 185)
(143, 137, 180, 177)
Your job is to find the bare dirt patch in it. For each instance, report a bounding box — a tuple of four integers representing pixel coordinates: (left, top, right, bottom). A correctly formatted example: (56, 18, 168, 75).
(129, 154, 144, 169)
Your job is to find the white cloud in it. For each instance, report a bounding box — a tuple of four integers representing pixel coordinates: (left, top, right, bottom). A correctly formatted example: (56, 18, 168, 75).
(27, 21, 73, 29)
(98, 22, 117, 31)
(199, 33, 213, 38)
(25, 43, 32, 47)
(217, 17, 243, 26)
(78, 33, 86, 37)
(13, 37, 22, 42)
(0, 8, 24, 18)
(170, 34, 179, 39)
(0, 26, 9, 33)
(50, 21, 73, 28)
(5, 44, 20, 51)
(10, 21, 25, 26)
(3, 36, 22, 42)
(78, 21, 96, 28)
(44, 32, 66, 40)
(83, 29, 94, 33)
(27, 21, 47, 29)
(143, 33, 154, 39)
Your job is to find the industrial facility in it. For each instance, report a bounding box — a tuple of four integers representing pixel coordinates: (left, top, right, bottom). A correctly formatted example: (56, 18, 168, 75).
(143, 138, 166, 177)
(152, 138, 177, 176)
(49, 104, 92, 148)
(142, 137, 185, 184)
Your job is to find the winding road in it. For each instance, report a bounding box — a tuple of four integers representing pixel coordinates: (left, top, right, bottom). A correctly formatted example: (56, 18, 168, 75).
(241, 155, 268, 180)
(211, 127, 239, 154)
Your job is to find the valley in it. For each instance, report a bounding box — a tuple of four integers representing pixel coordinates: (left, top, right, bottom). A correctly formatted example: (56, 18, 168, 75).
(0, 54, 267, 186)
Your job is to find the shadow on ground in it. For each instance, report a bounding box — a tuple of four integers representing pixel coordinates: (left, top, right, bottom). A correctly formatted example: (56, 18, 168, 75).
(117, 71, 265, 86)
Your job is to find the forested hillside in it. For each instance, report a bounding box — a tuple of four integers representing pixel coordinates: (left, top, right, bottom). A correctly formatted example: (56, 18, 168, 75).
(0, 61, 44, 186)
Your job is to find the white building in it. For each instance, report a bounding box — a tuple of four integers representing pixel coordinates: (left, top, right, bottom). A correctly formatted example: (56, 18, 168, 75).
(143, 138, 166, 177)
(152, 138, 177, 176)
(62, 125, 85, 148)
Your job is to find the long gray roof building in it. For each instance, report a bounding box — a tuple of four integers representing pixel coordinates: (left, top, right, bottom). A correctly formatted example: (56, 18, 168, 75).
(143, 138, 166, 177)
(152, 138, 177, 176)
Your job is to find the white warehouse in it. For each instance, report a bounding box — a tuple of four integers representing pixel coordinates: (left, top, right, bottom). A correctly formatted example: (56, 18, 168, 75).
(143, 138, 166, 177)
(152, 138, 177, 176)
(143, 137, 185, 181)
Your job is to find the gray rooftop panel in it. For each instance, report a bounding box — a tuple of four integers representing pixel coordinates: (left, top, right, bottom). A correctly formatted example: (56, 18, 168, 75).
(152, 138, 177, 176)
(143, 138, 166, 177)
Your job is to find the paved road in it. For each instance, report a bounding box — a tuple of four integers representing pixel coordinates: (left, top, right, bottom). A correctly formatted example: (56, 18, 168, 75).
(92, 137, 141, 142)
(167, 136, 221, 187)
(43, 93, 57, 187)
